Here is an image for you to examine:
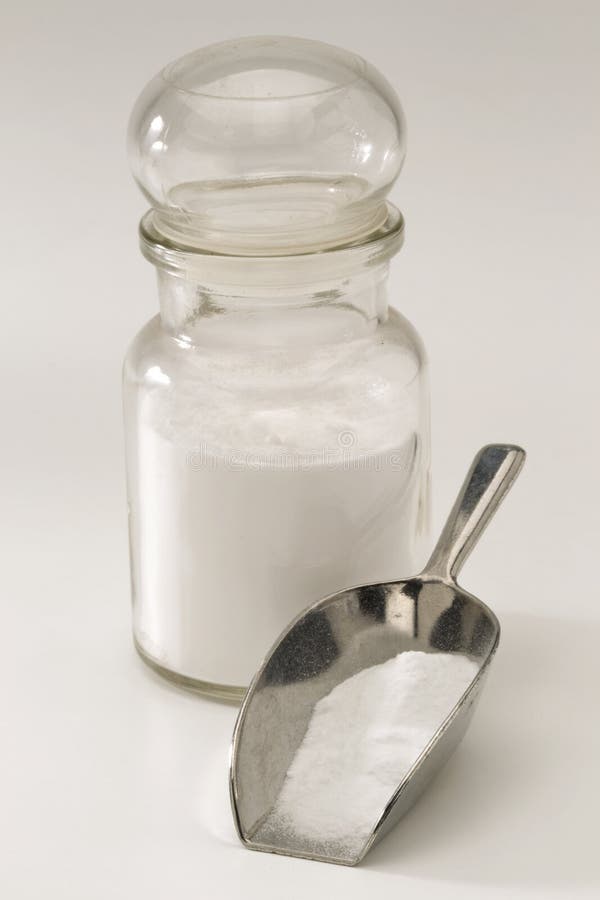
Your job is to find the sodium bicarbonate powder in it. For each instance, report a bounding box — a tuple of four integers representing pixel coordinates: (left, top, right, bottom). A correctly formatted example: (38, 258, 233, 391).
(129, 328, 428, 688)
(255, 651, 478, 859)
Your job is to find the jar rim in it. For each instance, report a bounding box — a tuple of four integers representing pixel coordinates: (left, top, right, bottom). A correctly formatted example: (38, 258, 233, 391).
(139, 204, 404, 287)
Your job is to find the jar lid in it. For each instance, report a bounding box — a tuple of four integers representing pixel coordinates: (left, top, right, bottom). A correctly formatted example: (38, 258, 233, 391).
(128, 36, 406, 256)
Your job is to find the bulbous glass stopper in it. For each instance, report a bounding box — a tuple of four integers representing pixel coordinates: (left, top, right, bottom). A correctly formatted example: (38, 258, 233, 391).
(128, 36, 406, 254)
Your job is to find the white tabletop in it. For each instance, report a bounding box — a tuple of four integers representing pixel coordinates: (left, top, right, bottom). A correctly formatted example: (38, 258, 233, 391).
(2, 2, 598, 897)
(3, 557, 598, 899)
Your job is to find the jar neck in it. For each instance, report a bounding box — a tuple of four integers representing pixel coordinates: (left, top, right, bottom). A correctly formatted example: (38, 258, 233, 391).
(140, 206, 404, 348)
(157, 264, 395, 347)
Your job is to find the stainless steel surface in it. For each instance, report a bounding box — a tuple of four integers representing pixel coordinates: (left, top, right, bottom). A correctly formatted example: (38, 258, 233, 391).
(230, 444, 526, 866)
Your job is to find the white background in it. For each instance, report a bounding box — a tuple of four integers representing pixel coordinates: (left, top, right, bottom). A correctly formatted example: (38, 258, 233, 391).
(2, 1, 599, 897)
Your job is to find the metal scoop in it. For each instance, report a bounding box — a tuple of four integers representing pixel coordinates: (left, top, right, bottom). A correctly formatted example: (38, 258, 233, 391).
(230, 443, 525, 865)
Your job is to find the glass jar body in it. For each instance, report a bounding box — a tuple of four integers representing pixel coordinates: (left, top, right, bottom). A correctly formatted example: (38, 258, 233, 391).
(123, 250, 430, 700)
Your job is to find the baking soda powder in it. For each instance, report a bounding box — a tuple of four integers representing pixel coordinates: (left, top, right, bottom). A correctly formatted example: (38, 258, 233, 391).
(129, 336, 427, 687)
(256, 651, 479, 858)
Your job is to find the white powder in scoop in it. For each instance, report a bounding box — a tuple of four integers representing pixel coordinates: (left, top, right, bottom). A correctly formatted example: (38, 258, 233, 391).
(256, 651, 478, 858)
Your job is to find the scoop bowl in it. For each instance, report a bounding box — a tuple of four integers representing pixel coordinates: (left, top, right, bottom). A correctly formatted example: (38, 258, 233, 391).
(230, 444, 525, 865)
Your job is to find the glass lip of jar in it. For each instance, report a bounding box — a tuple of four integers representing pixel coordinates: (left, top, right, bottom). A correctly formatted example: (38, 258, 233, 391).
(138, 202, 404, 290)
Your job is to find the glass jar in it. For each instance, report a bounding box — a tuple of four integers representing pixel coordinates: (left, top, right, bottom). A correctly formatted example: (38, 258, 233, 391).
(124, 37, 430, 700)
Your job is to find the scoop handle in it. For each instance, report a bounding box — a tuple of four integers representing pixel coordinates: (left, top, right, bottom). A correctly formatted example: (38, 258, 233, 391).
(423, 444, 525, 582)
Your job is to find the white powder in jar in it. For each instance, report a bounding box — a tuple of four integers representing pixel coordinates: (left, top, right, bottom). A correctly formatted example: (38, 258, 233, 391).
(129, 333, 429, 688)
(255, 651, 478, 859)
